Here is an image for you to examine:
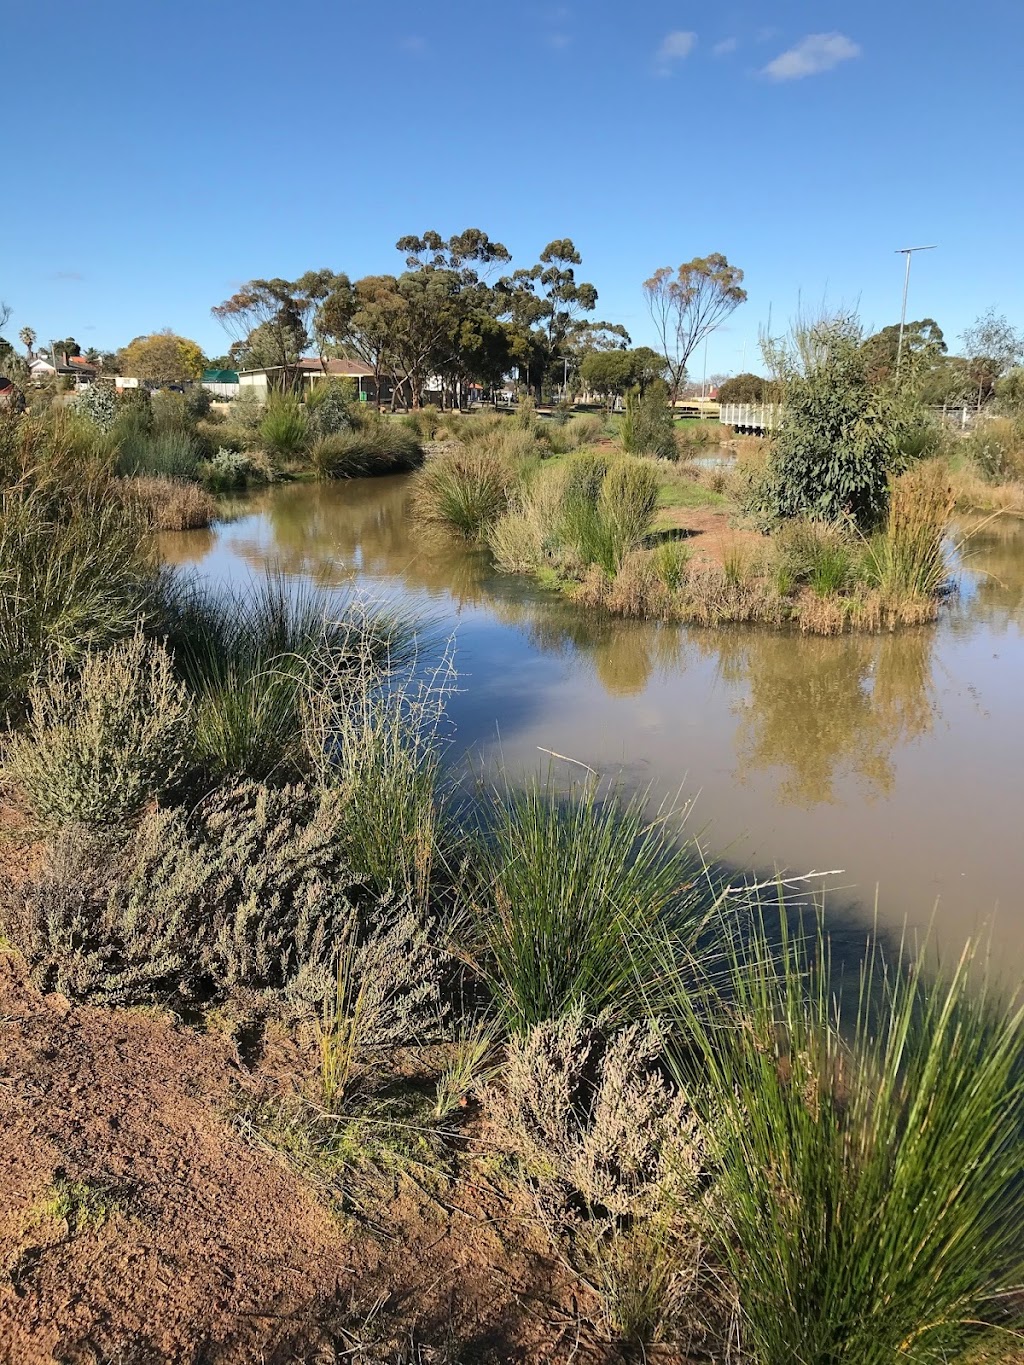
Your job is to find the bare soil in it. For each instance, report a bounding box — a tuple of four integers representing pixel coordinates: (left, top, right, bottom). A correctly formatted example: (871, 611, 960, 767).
(0, 952, 623, 1365)
(656, 504, 765, 567)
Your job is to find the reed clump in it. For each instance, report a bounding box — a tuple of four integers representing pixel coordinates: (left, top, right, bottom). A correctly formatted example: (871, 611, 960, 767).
(414, 446, 519, 538)
(666, 909, 1024, 1365)
(116, 475, 218, 530)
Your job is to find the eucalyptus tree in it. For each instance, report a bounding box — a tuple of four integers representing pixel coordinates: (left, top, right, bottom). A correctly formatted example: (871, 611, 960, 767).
(961, 308, 1024, 409)
(643, 253, 747, 403)
(496, 239, 602, 396)
(212, 278, 312, 384)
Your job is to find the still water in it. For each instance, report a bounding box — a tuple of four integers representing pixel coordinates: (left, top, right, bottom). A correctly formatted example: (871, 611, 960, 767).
(163, 475, 1024, 964)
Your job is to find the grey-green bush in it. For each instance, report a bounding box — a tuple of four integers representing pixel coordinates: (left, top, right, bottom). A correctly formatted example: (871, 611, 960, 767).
(3, 632, 193, 828)
(0, 811, 215, 1005)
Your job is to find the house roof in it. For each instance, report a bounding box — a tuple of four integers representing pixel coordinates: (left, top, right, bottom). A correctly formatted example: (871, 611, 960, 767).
(296, 357, 375, 377)
(238, 357, 375, 378)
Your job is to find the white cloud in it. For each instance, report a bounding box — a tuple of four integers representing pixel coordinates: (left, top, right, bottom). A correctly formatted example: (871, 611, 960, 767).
(712, 37, 737, 56)
(655, 30, 697, 75)
(763, 32, 861, 80)
(545, 31, 572, 48)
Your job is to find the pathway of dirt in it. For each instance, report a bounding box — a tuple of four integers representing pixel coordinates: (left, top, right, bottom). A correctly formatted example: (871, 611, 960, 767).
(0, 953, 604, 1364)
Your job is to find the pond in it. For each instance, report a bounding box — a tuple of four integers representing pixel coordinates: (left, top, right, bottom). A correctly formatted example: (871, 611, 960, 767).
(162, 475, 1024, 966)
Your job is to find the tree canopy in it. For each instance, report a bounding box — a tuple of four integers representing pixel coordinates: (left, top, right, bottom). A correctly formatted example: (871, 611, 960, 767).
(119, 331, 206, 383)
(861, 320, 946, 386)
(580, 346, 667, 403)
(717, 372, 767, 404)
(643, 254, 747, 402)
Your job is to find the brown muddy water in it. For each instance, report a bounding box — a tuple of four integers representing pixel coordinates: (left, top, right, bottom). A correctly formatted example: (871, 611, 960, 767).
(162, 475, 1024, 966)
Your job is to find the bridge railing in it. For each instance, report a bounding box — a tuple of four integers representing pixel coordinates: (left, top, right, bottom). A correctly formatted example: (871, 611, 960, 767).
(719, 402, 779, 432)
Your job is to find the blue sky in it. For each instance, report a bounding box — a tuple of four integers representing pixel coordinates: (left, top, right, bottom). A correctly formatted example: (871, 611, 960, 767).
(3, 0, 1022, 376)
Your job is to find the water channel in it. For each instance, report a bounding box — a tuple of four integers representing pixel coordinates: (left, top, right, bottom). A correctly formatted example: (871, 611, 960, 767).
(161, 473, 1024, 966)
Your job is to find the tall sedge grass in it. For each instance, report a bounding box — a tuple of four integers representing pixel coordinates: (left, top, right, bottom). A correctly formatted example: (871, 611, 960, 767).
(116, 427, 205, 479)
(864, 460, 954, 599)
(666, 908, 1024, 1365)
(414, 447, 517, 538)
(305, 638, 455, 907)
(310, 424, 422, 480)
(159, 574, 413, 781)
(599, 458, 660, 568)
(259, 393, 308, 459)
(117, 476, 217, 530)
(464, 779, 724, 1032)
(0, 486, 155, 721)
(545, 413, 605, 453)
(773, 520, 861, 597)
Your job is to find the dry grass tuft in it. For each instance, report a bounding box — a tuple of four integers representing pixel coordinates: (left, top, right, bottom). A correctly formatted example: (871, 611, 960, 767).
(116, 476, 218, 531)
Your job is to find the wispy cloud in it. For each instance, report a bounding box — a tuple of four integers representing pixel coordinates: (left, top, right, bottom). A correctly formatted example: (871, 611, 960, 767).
(655, 29, 697, 75)
(545, 30, 571, 48)
(50, 270, 84, 282)
(400, 35, 427, 54)
(763, 32, 861, 81)
(712, 37, 737, 56)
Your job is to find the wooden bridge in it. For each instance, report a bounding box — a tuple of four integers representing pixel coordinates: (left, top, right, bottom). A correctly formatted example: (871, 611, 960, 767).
(718, 403, 778, 434)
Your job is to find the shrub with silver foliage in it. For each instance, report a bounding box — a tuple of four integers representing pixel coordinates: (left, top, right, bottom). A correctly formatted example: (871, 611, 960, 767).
(3, 632, 192, 828)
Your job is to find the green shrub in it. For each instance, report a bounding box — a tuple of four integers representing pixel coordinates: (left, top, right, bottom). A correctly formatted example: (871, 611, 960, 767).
(755, 315, 926, 530)
(414, 447, 516, 537)
(73, 385, 118, 432)
(116, 387, 153, 432)
(0, 487, 155, 722)
(200, 447, 267, 492)
(259, 393, 308, 459)
(3, 633, 192, 828)
(669, 910, 1024, 1365)
(464, 780, 723, 1032)
(232, 389, 264, 433)
(306, 379, 357, 441)
(184, 385, 213, 422)
(620, 383, 677, 460)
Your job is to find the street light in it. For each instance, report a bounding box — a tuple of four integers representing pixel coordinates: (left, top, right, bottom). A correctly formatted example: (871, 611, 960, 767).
(895, 245, 936, 380)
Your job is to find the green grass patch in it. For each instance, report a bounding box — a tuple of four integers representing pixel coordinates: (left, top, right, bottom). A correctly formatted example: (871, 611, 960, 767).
(36, 1174, 128, 1236)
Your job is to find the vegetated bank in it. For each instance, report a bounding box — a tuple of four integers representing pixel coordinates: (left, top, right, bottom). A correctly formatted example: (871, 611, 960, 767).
(17, 375, 428, 539)
(413, 317, 1024, 636)
(1, 402, 1023, 1362)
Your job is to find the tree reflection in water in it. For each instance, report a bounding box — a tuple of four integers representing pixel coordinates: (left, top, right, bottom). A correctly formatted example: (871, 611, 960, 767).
(695, 627, 936, 805)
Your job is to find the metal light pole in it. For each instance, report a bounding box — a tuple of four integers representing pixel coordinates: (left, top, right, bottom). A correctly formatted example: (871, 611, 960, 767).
(895, 245, 936, 380)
